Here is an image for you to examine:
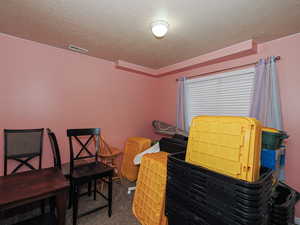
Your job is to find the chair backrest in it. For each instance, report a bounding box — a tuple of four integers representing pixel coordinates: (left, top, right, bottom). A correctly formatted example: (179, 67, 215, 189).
(4, 128, 44, 176)
(47, 128, 62, 170)
(67, 128, 100, 175)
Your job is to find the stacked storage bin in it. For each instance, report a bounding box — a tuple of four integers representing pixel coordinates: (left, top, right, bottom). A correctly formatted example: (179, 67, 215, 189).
(261, 128, 288, 181)
(133, 152, 169, 225)
(121, 137, 151, 181)
(159, 134, 188, 154)
(270, 182, 298, 225)
(165, 116, 273, 225)
(185, 116, 262, 182)
(261, 128, 288, 150)
(261, 128, 294, 225)
(166, 152, 272, 225)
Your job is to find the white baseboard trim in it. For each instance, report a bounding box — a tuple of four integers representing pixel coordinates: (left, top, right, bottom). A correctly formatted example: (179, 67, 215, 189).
(295, 217, 300, 224)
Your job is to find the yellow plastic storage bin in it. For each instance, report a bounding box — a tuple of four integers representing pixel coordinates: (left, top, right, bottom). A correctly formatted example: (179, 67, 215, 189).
(133, 152, 168, 225)
(186, 116, 262, 182)
(121, 137, 151, 181)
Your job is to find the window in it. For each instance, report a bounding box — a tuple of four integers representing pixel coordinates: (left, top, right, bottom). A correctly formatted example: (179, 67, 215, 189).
(184, 67, 255, 128)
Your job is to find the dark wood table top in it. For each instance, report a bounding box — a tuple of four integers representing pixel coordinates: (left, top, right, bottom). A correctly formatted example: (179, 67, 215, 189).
(0, 168, 69, 210)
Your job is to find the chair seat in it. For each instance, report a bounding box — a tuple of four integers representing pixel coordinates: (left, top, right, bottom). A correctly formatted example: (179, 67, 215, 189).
(72, 161, 113, 181)
(61, 158, 94, 177)
(98, 147, 122, 158)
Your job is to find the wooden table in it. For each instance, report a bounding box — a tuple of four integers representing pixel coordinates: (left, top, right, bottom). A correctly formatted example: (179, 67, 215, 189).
(0, 168, 69, 225)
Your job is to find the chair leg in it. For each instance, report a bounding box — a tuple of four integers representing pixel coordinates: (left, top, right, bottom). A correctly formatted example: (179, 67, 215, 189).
(108, 175, 112, 217)
(88, 181, 92, 197)
(94, 179, 97, 200)
(73, 185, 79, 225)
(101, 180, 105, 192)
(40, 200, 45, 214)
(112, 159, 121, 183)
(95, 176, 104, 193)
(68, 183, 73, 209)
(49, 197, 56, 215)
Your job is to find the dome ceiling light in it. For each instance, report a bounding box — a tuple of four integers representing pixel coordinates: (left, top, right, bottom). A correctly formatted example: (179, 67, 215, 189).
(151, 20, 169, 38)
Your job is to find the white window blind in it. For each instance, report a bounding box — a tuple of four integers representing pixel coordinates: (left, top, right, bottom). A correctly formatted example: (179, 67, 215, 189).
(185, 67, 255, 128)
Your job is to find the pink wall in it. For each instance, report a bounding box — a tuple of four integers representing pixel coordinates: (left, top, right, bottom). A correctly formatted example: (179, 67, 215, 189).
(155, 33, 300, 215)
(0, 33, 159, 174)
(1, 31, 300, 214)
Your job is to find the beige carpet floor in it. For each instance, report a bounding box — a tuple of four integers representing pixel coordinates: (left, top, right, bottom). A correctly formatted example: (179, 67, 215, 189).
(66, 180, 140, 225)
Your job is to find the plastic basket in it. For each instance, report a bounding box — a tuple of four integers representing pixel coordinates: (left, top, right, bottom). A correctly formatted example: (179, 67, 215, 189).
(166, 204, 208, 225)
(167, 179, 270, 222)
(121, 137, 151, 181)
(270, 182, 297, 225)
(170, 152, 272, 194)
(167, 181, 270, 213)
(166, 152, 272, 225)
(133, 152, 168, 225)
(166, 199, 268, 225)
(186, 116, 262, 182)
(167, 166, 272, 209)
(201, 202, 269, 225)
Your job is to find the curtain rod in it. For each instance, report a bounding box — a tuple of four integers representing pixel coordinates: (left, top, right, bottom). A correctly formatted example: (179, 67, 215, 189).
(176, 56, 281, 81)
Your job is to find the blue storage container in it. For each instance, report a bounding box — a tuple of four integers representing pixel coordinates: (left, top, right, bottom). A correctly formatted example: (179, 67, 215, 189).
(280, 153, 285, 167)
(261, 149, 282, 170)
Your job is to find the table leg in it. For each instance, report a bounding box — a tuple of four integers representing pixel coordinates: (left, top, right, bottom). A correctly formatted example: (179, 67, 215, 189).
(73, 185, 79, 225)
(108, 174, 112, 217)
(56, 189, 68, 225)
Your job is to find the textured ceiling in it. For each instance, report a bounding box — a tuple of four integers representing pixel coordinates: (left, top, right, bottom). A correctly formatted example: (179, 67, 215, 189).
(0, 0, 300, 69)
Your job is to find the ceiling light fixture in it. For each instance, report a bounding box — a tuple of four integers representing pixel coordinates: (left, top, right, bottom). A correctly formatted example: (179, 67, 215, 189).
(151, 20, 169, 38)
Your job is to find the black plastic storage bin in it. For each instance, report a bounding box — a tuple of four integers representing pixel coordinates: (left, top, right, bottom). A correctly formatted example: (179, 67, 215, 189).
(159, 135, 188, 154)
(167, 158, 273, 200)
(167, 203, 209, 225)
(167, 152, 273, 197)
(167, 197, 269, 225)
(269, 182, 298, 225)
(166, 152, 273, 225)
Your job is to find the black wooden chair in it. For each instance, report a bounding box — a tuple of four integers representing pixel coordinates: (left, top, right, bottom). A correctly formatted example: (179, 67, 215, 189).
(67, 128, 113, 225)
(4, 128, 44, 176)
(2, 128, 46, 222)
(47, 128, 95, 209)
(47, 128, 62, 170)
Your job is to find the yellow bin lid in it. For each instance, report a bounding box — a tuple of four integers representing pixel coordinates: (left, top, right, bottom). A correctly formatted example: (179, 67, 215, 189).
(262, 127, 280, 133)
